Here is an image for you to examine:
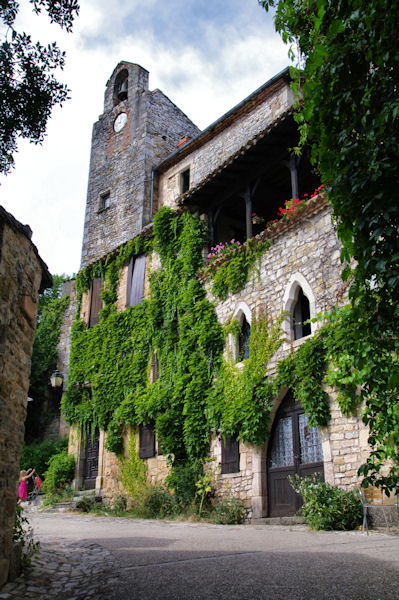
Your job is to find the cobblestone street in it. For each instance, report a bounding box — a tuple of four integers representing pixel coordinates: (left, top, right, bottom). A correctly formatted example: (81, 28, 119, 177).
(0, 538, 118, 600)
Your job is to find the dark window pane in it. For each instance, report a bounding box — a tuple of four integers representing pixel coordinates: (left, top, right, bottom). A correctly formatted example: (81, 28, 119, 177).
(239, 318, 251, 360)
(181, 169, 190, 193)
(221, 435, 240, 474)
(293, 288, 311, 339)
(139, 423, 155, 459)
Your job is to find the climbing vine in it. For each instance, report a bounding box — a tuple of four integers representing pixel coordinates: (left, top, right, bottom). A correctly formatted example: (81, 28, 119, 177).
(63, 202, 397, 491)
(275, 332, 330, 427)
(26, 277, 70, 442)
(207, 311, 285, 445)
(202, 237, 270, 300)
(63, 209, 224, 464)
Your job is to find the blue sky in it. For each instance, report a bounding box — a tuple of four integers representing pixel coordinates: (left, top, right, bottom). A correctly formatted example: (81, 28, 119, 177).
(0, 0, 290, 276)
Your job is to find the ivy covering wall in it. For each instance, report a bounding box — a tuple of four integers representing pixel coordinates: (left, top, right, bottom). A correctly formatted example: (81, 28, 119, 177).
(62, 205, 392, 488)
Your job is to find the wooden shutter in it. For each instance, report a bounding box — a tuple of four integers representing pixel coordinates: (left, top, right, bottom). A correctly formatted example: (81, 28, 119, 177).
(126, 254, 146, 307)
(151, 352, 160, 382)
(221, 436, 240, 474)
(139, 423, 155, 458)
(89, 277, 102, 327)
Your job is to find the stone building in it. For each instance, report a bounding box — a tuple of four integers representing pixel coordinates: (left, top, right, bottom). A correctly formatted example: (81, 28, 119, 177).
(0, 206, 51, 585)
(60, 62, 371, 519)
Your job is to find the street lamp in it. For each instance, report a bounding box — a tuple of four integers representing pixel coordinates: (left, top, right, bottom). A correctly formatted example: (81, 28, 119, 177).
(50, 370, 63, 389)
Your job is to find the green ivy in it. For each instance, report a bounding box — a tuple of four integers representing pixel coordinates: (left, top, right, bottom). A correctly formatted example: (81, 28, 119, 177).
(260, 0, 399, 492)
(203, 238, 270, 300)
(64, 206, 395, 491)
(275, 333, 330, 427)
(26, 284, 70, 442)
(207, 311, 285, 445)
(63, 209, 224, 465)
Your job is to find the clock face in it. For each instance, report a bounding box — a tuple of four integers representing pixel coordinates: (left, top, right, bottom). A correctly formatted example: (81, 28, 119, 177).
(114, 112, 128, 133)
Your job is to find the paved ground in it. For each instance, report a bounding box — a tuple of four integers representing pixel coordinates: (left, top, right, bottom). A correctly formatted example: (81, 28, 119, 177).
(1, 511, 398, 600)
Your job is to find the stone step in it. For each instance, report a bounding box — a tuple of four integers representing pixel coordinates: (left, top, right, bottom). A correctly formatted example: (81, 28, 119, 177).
(74, 489, 96, 497)
(251, 516, 306, 526)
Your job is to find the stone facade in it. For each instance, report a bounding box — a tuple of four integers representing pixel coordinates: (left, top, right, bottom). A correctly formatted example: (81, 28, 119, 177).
(64, 63, 372, 519)
(0, 206, 51, 585)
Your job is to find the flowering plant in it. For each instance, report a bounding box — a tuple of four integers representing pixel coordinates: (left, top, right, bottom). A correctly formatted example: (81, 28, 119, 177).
(206, 239, 241, 266)
(251, 213, 265, 225)
(276, 184, 324, 221)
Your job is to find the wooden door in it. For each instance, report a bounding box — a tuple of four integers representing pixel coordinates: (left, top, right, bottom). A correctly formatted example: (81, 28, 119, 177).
(267, 391, 324, 517)
(83, 429, 100, 490)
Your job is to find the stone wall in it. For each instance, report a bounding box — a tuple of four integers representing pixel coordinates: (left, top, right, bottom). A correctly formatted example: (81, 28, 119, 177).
(69, 425, 170, 504)
(157, 78, 293, 209)
(210, 436, 255, 520)
(0, 207, 51, 585)
(203, 197, 368, 517)
(206, 197, 342, 359)
(322, 395, 369, 489)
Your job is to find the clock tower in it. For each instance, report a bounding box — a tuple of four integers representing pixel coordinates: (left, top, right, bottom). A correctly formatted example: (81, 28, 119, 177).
(80, 61, 200, 268)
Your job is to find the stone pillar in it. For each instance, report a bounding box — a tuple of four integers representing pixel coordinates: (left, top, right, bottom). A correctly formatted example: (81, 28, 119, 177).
(251, 444, 267, 518)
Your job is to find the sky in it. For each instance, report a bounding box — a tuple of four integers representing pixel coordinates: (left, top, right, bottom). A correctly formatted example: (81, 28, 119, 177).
(0, 0, 290, 277)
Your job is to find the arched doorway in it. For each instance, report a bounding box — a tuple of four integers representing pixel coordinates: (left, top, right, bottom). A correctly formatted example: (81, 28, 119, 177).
(267, 391, 324, 517)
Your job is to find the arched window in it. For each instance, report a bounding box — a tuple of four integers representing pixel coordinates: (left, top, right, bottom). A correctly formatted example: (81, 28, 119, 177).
(293, 287, 311, 340)
(239, 316, 251, 360)
(229, 303, 252, 362)
(113, 69, 128, 105)
(283, 274, 315, 341)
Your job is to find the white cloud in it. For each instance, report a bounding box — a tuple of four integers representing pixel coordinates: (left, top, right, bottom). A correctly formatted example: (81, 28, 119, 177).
(0, 1, 289, 276)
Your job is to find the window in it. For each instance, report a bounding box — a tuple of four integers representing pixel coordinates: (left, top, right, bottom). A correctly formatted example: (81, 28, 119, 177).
(221, 435, 240, 474)
(88, 277, 102, 328)
(126, 254, 146, 307)
(180, 168, 190, 194)
(293, 287, 311, 340)
(238, 317, 251, 360)
(139, 423, 155, 459)
(98, 191, 110, 212)
(151, 351, 160, 382)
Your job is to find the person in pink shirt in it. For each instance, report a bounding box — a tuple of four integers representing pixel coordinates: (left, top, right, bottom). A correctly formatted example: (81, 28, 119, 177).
(18, 468, 35, 503)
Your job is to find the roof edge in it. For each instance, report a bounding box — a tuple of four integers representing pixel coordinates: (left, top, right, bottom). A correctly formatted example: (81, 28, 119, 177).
(155, 66, 291, 173)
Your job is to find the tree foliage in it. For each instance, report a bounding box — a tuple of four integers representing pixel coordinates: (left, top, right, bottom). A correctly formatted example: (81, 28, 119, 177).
(260, 0, 399, 490)
(0, 0, 79, 174)
(25, 275, 70, 441)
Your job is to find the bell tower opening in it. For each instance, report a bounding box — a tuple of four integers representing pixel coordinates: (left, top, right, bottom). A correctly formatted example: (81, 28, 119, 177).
(114, 69, 129, 105)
